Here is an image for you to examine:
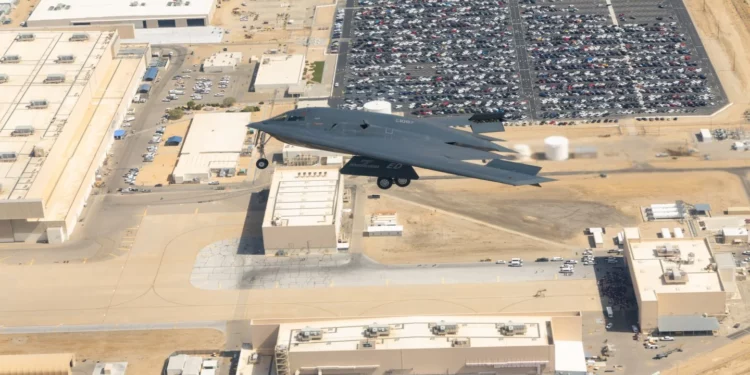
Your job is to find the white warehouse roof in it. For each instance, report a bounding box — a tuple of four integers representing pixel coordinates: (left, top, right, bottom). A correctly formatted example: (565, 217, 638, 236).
(28, 0, 215, 23)
(181, 113, 250, 155)
(203, 52, 242, 69)
(254, 54, 305, 87)
(263, 167, 341, 227)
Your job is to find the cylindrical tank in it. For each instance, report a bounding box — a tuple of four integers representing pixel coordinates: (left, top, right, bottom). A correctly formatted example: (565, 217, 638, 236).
(544, 136, 569, 161)
(513, 144, 532, 161)
(363, 100, 392, 114)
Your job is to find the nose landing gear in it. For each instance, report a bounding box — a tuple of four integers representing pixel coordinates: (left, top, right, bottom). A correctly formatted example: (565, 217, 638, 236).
(254, 131, 270, 170)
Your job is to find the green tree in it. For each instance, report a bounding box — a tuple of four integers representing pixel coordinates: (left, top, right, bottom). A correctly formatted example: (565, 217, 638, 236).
(222, 97, 237, 108)
(167, 108, 184, 120)
(186, 100, 196, 110)
(240, 106, 261, 112)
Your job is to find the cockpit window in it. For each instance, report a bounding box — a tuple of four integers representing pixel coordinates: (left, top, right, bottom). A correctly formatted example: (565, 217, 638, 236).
(270, 114, 287, 121)
(287, 115, 305, 121)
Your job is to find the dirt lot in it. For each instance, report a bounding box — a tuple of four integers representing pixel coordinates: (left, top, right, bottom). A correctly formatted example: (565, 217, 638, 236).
(373, 171, 748, 256)
(661, 335, 750, 375)
(363, 194, 577, 264)
(0, 329, 224, 375)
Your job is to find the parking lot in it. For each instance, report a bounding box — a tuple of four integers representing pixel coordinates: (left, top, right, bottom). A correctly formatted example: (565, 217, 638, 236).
(333, 0, 727, 121)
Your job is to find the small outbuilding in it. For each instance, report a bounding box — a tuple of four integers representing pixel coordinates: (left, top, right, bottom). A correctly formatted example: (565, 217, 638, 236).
(143, 67, 158, 81)
(0, 353, 75, 375)
(114, 129, 126, 140)
(138, 83, 151, 94)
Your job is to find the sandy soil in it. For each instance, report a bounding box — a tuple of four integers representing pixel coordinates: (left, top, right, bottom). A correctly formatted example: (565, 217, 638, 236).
(0, 329, 224, 375)
(137, 119, 191, 186)
(363, 195, 578, 264)
(375, 171, 748, 258)
(662, 335, 750, 375)
(0, 0, 38, 27)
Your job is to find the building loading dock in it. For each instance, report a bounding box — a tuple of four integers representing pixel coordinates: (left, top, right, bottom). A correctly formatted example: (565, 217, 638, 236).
(0, 28, 147, 244)
(249, 314, 587, 375)
(262, 166, 345, 256)
(172, 113, 250, 183)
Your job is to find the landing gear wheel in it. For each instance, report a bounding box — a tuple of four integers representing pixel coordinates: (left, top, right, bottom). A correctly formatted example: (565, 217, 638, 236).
(256, 158, 269, 169)
(395, 178, 411, 187)
(377, 177, 393, 190)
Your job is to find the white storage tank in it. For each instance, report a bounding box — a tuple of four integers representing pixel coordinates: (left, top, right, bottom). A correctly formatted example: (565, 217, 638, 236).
(363, 100, 392, 114)
(544, 136, 569, 161)
(513, 144, 532, 161)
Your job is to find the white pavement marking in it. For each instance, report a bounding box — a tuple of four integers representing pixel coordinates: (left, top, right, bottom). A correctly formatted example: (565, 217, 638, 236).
(606, 0, 618, 26)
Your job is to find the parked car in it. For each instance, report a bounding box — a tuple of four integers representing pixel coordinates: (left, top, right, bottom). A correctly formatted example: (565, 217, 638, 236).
(605, 323, 613, 329)
(536, 257, 549, 262)
(551, 257, 563, 261)
(632, 325, 640, 333)
(208, 181, 219, 185)
(495, 260, 506, 264)
(660, 336, 674, 341)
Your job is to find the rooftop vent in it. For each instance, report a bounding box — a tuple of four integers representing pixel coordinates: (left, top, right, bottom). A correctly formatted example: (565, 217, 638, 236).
(296, 327, 323, 341)
(28, 99, 48, 109)
(0, 74, 8, 83)
(16, 33, 35, 42)
(430, 321, 458, 335)
(358, 340, 376, 350)
(1, 55, 21, 63)
(655, 245, 680, 257)
(69, 33, 89, 42)
(56, 55, 75, 63)
(130, 1, 138, 5)
(452, 338, 470, 347)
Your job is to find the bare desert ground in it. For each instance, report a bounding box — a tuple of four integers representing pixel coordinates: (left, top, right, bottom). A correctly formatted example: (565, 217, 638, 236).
(662, 335, 750, 375)
(372, 171, 748, 259)
(0, 329, 224, 375)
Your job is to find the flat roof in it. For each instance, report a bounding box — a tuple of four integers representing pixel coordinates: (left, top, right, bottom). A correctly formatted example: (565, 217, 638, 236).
(722, 227, 748, 236)
(296, 100, 330, 109)
(173, 152, 240, 176)
(180, 113, 250, 155)
(554, 341, 587, 373)
(254, 54, 305, 87)
(92, 362, 128, 375)
(28, 0, 214, 23)
(263, 167, 341, 227)
(204, 52, 242, 68)
(0, 30, 137, 218)
(627, 239, 723, 301)
(277, 316, 555, 353)
(701, 216, 747, 231)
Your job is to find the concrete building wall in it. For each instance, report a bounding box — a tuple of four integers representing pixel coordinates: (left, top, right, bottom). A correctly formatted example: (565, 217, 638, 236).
(262, 224, 337, 254)
(289, 346, 554, 375)
(0, 200, 45, 220)
(10, 219, 44, 242)
(0, 220, 12, 243)
(28, 16, 208, 30)
(639, 299, 658, 331)
(657, 291, 726, 317)
(251, 324, 281, 355)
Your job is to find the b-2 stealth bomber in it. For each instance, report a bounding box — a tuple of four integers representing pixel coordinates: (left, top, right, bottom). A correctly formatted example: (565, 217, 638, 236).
(249, 108, 553, 189)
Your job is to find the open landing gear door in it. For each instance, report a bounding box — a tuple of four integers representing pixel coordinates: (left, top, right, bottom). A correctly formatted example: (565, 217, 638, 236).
(340, 156, 420, 180)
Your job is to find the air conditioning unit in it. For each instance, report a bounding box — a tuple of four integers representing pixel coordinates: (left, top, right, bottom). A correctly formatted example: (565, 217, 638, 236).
(1, 55, 21, 63)
(16, 33, 35, 42)
(69, 33, 89, 42)
(28, 99, 48, 109)
(56, 55, 75, 63)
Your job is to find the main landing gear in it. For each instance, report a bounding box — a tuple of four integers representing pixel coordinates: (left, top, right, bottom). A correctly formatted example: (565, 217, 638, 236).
(376, 177, 411, 190)
(254, 131, 270, 170)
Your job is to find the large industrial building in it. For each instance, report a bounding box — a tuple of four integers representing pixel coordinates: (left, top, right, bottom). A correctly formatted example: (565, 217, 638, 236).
(0, 29, 147, 244)
(282, 143, 344, 166)
(202, 51, 242, 73)
(623, 233, 729, 334)
(26, 0, 215, 29)
(253, 54, 305, 94)
(262, 166, 345, 256)
(172, 113, 251, 183)
(249, 314, 587, 375)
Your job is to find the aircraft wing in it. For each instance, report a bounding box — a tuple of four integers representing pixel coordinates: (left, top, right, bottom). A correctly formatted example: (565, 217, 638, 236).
(424, 114, 507, 140)
(337, 138, 553, 187)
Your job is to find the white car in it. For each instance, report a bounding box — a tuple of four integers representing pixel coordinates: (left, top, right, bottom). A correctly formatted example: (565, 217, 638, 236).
(495, 260, 506, 264)
(660, 336, 674, 341)
(551, 257, 563, 261)
(508, 261, 522, 267)
(564, 259, 578, 264)
(632, 325, 640, 333)
(605, 323, 613, 329)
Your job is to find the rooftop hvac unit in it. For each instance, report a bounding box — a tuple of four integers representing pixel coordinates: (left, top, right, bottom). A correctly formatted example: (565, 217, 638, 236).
(16, 33, 35, 42)
(28, 99, 48, 109)
(364, 324, 390, 338)
(56, 55, 75, 63)
(69, 33, 89, 42)
(130, 1, 138, 5)
(11, 126, 34, 137)
(655, 245, 680, 257)
(0, 74, 8, 84)
(663, 268, 689, 284)
(498, 322, 527, 336)
(431, 321, 458, 335)
(296, 327, 323, 341)
(1, 55, 21, 63)
(44, 74, 65, 83)
(452, 338, 470, 348)
(0, 152, 17, 162)
(32, 146, 46, 157)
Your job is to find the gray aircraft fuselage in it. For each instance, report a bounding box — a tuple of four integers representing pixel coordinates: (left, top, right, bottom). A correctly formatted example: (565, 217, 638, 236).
(249, 107, 507, 155)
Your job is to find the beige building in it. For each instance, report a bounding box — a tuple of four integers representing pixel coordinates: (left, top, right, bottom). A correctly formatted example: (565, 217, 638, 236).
(0, 29, 147, 244)
(26, 0, 215, 29)
(172, 112, 251, 183)
(262, 166, 345, 256)
(248, 314, 587, 375)
(253, 54, 305, 94)
(202, 51, 242, 73)
(0, 353, 75, 375)
(624, 237, 727, 333)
